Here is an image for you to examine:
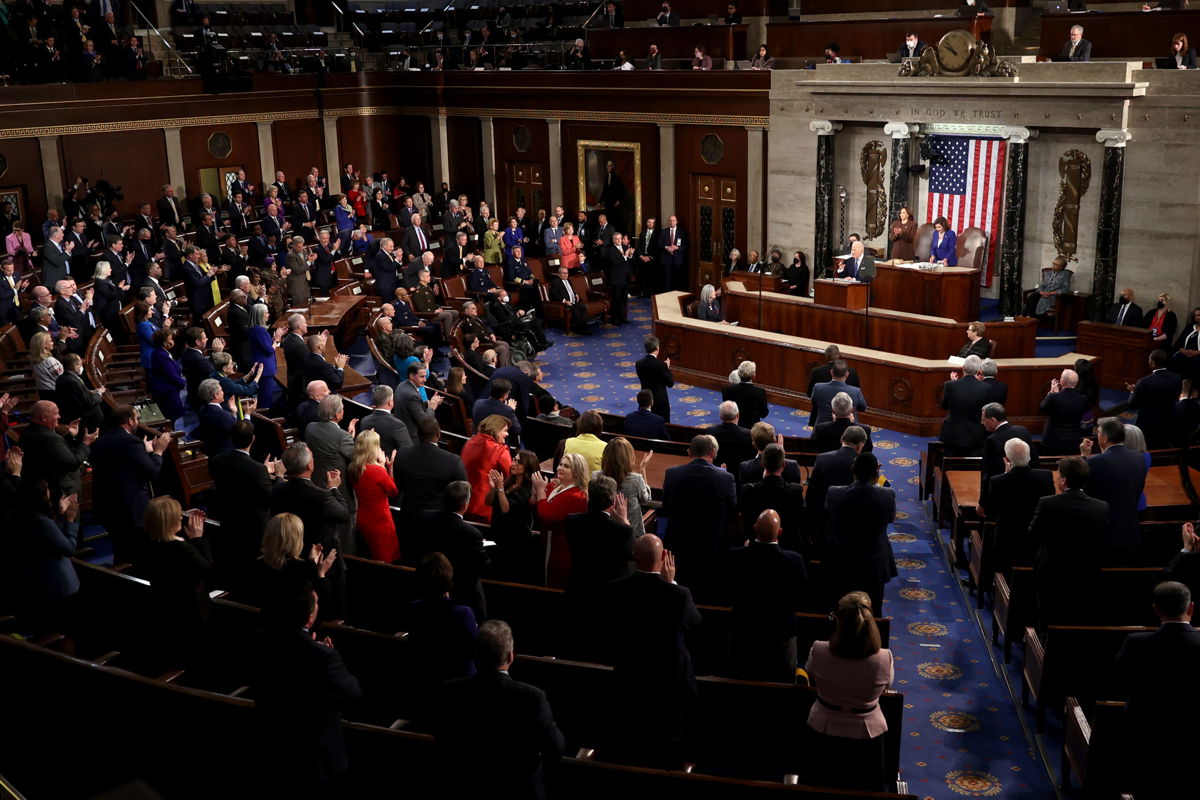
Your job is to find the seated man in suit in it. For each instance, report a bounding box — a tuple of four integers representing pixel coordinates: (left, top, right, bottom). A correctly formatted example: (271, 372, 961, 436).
(978, 402, 1034, 511)
(1106, 287, 1143, 327)
(812, 392, 874, 454)
(534, 394, 575, 429)
(710, 401, 754, 473)
(809, 360, 867, 428)
(472, 377, 522, 439)
(897, 31, 928, 58)
(940, 355, 991, 456)
(826, 452, 897, 616)
(737, 444, 806, 552)
(722, 360, 769, 428)
(547, 264, 591, 335)
(488, 289, 549, 352)
(435, 620, 564, 798)
(807, 345, 861, 396)
(1055, 24, 1091, 61)
(1127, 349, 1183, 449)
(624, 389, 669, 440)
(984, 439, 1054, 575)
(834, 240, 876, 283)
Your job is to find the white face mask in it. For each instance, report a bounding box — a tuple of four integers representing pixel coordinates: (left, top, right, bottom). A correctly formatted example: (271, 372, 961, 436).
(500, 297, 509, 304)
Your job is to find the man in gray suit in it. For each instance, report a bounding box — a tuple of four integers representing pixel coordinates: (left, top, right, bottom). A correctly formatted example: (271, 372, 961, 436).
(835, 240, 876, 283)
(305, 394, 357, 553)
(395, 362, 443, 440)
(809, 360, 867, 428)
(359, 384, 413, 454)
(41, 227, 72, 289)
(543, 216, 563, 257)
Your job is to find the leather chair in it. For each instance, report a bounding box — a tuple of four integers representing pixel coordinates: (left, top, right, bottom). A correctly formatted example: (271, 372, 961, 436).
(914, 223, 936, 261)
(956, 227, 988, 270)
(540, 275, 607, 331)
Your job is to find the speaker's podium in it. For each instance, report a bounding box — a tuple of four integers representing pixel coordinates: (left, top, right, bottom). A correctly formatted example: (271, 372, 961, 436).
(814, 279, 870, 311)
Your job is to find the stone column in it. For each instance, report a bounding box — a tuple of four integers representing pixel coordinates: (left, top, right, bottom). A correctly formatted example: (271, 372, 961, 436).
(998, 126, 1036, 316)
(883, 122, 916, 260)
(256, 122, 275, 187)
(38, 136, 64, 212)
(658, 122, 676, 217)
(1090, 129, 1131, 320)
(322, 116, 340, 191)
(164, 127, 186, 197)
(480, 116, 497, 206)
(746, 126, 764, 253)
(547, 119, 564, 208)
(430, 114, 450, 189)
(809, 120, 841, 276)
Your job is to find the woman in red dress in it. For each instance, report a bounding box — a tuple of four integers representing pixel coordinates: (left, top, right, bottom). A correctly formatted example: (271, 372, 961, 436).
(347, 179, 368, 225)
(559, 221, 582, 272)
(461, 414, 512, 523)
(533, 452, 589, 588)
(349, 429, 400, 562)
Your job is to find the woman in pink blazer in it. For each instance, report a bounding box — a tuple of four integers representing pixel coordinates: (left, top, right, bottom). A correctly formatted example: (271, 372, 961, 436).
(804, 591, 895, 791)
(5, 222, 34, 273)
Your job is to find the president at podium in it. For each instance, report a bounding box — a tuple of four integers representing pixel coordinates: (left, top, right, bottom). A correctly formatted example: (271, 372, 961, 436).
(835, 241, 876, 283)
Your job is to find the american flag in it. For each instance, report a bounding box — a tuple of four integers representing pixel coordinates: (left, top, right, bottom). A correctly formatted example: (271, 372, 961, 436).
(926, 135, 1007, 285)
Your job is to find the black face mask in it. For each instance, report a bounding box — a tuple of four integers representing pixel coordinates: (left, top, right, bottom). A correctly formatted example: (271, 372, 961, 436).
(1157, 301, 1165, 309)
(1119, 296, 1129, 305)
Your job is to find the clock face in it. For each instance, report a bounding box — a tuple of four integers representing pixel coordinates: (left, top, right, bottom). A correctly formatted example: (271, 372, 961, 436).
(937, 30, 977, 75)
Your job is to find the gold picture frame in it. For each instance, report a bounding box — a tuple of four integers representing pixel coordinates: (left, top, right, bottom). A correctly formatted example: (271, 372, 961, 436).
(577, 139, 642, 235)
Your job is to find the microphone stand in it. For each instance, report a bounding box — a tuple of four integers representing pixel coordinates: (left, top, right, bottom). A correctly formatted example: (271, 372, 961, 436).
(757, 270, 764, 332)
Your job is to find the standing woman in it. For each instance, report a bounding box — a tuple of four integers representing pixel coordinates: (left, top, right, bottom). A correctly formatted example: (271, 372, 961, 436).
(6, 221, 34, 273)
(888, 206, 917, 261)
(596, 437, 652, 540)
(262, 184, 281, 217)
(461, 414, 513, 523)
(142, 496, 214, 667)
(487, 449, 540, 582)
(1147, 292, 1178, 348)
(29, 331, 64, 402)
(482, 217, 505, 265)
(347, 179, 368, 224)
(532, 452, 590, 588)
(783, 251, 810, 297)
(804, 591, 895, 792)
(929, 216, 957, 265)
(369, 187, 391, 232)
(502, 216, 526, 257)
(333, 194, 356, 234)
(559, 221, 581, 272)
(135, 299, 167, 370)
(248, 302, 284, 409)
(349, 429, 400, 563)
(11, 481, 82, 634)
(91, 261, 127, 333)
(149, 328, 186, 423)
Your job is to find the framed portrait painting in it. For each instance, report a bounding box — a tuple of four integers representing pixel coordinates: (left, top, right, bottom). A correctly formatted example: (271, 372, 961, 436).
(577, 140, 641, 236)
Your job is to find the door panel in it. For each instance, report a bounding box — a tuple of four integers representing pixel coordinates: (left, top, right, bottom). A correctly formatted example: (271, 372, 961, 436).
(692, 174, 738, 289)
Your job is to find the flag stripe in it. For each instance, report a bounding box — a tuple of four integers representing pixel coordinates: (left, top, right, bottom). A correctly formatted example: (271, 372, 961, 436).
(925, 134, 1006, 286)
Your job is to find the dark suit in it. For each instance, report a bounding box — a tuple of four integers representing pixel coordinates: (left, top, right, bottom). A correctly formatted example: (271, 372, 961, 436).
(20, 422, 90, 500)
(979, 423, 1034, 510)
(807, 363, 860, 397)
(180, 347, 214, 410)
(1056, 37, 1092, 62)
(897, 39, 929, 58)
(393, 441, 468, 517)
(196, 402, 236, 456)
(226, 302, 251, 370)
(1030, 489, 1107, 627)
(418, 510, 489, 617)
(738, 475, 806, 549)
(54, 370, 103, 431)
(622, 408, 668, 440)
(826, 480, 897, 614)
(981, 376, 1007, 406)
(737, 454, 803, 493)
(358, 409, 413, 454)
(41, 241, 71, 288)
(302, 351, 344, 393)
(371, 249, 398, 302)
(472, 396, 521, 438)
(940, 375, 992, 455)
(443, 241, 471, 277)
(636, 354, 674, 422)
(270, 476, 349, 616)
(727, 541, 809, 680)
(605, 246, 632, 323)
(661, 458, 737, 596)
(806, 445, 858, 536)
(89, 427, 163, 564)
(54, 296, 93, 355)
(387, 377, 432, 440)
(1107, 300, 1143, 327)
(400, 225, 432, 261)
(436, 671, 565, 800)
(987, 466, 1054, 573)
(604, 571, 701, 766)
(182, 259, 218, 319)
(722, 381, 769, 428)
(208, 449, 277, 581)
(658, 226, 685, 291)
(708, 421, 754, 474)
(281, 332, 308, 408)
(1087, 445, 1148, 556)
(808, 379, 867, 428)
(1130, 368, 1183, 449)
(812, 417, 874, 454)
(565, 510, 633, 597)
(548, 277, 589, 332)
(838, 252, 875, 283)
(157, 195, 184, 229)
(1040, 388, 1090, 455)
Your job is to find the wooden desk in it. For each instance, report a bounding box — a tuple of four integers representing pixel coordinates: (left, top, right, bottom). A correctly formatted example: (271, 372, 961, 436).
(948, 465, 1199, 510)
(767, 17, 991, 61)
(273, 296, 371, 399)
(1076, 321, 1155, 390)
(870, 263, 982, 322)
(720, 282, 1037, 360)
(726, 270, 782, 293)
(814, 279, 869, 311)
(653, 291, 1092, 436)
(587, 25, 748, 60)
(1040, 10, 1200, 60)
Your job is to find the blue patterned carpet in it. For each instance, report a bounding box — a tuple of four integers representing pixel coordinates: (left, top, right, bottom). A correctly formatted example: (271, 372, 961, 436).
(535, 296, 1055, 800)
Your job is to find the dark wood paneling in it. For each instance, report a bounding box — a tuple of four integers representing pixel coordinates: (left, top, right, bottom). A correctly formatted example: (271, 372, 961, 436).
(336, 113, 434, 191)
(447, 116, 483, 202)
(673, 124, 746, 289)
(1077, 321, 1154, 390)
(767, 18, 992, 59)
(871, 264, 982, 323)
(1039, 10, 1196, 59)
(561, 121, 659, 232)
(272, 118, 324, 191)
(180, 123, 261, 189)
(494, 118, 549, 213)
(589, 25, 748, 60)
(623, 0, 788, 19)
(0, 138, 47, 239)
(62, 130, 167, 216)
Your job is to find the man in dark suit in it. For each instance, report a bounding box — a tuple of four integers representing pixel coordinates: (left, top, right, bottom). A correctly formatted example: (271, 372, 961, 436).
(738, 421, 803, 492)
(1055, 24, 1092, 61)
(251, 587, 362, 793)
(809, 360, 867, 428)
(156, 184, 185, 231)
(392, 363, 442, 440)
(636, 336, 675, 423)
(393, 418, 467, 522)
(722, 360, 769, 428)
(370, 237, 399, 303)
(279, 314, 310, 411)
(182, 245, 224, 321)
(634, 217, 662, 294)
(289, 190, 318, 244)
(940, 355, 992, 456)
(1106, 287, 1142, 327)
(1114, 581, 1200, 799)
(472, 377, 522, 439)
(978, 403, 1034, 511)
(737, 444, 806, 551)
(548, 265, 590, 335)
(399, 214, 432, 262)
(726, 509, 809, 681)
(806, 425, 868, 542)
(1040, 368, 1091, 455)
(807, 344, 862, 399)
(196, 379, 238, 457)
(21, 401, 97, 502)
(209, 420, 283, 584)
(443, 231, 472, 277)
(825, 452, 897, 616)
(489, 363, 536, 423)
(603, 534, 701, 768)
(418, 481, 489, 617)
(897, 31, 929, 58)
(1030, 456, 1107, 629)
(835, 240, 876, 283)
(984, 438, 1054, 575)
(604, 232, 633, 324)
(1128, 349, 1183, 449)
(624, 389, 669, 440)
(179, 327, 218, 411)
(89, 404, 171, 565)
(1085, 417, 1148, 564)
(41, 227, 71, 289)
(710, 400, 754, 473)
(658, 214, 686, 291)
(566, 475, 634, 599)
(302, 334, 348, 394)
(358, 385, 413, 454)
(54, 353, 104, 432)
(980, 359, 1007, 405)
(52, 279, 94, 357)
(100, 236, 133, 285)
(228, 190, 251, 236)
(310, 230, 340, 295)
(661, 434, 737, 599)
(435, 620, 565, 800)
(812, 391, 874, 454)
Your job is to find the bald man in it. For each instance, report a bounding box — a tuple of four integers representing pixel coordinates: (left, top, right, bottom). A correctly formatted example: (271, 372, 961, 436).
(604, 534, 702, 767)
(21, 400, 98, 500)
(726, 509, 810, 681)
(296, 380, 330, 433)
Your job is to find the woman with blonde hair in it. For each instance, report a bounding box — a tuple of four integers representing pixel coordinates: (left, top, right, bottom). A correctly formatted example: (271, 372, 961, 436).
(563, 409, 607, 473)
(461, 413, 512, 522)
(1147, 291, 1178, 346)
(534, 452, 590, 587)
(559, 221, 581, 272)
(142, 496, 213, 664)
(596, 437, 652, 539)
(957, 320, 991, 359)
(482, 217, 504, 265)
(30, 331, 64, 400)
(250, 512, 335, 619)
(804, 590, 894, 791)
(349, 429, 400, 562)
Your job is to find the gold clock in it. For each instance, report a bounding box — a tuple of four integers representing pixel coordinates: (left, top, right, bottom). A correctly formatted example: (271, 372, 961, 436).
(936, 29, 977, 76)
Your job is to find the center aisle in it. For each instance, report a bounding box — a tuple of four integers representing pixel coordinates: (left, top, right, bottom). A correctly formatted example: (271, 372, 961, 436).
(533, 297, 1055, 800)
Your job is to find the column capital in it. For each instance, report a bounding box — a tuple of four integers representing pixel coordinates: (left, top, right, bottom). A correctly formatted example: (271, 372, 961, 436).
(883, 121, 917, 139)
(809, 120, 842, 136)
(1096, 128, 1132, 148)
(657, 121, 676, 130)
(1001, 126, 1037, 144)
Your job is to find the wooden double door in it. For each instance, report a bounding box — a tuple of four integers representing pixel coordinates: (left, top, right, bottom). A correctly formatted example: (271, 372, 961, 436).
(691, 173, 738, 290)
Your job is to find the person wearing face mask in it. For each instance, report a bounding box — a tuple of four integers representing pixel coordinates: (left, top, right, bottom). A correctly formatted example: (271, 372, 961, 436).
(956, 0, 993, 15)
(897, 32, 928, 59)
(1146, 293, 1178, 347)
(1107, 288, 1143, 327)
(656, 1, 680, 26)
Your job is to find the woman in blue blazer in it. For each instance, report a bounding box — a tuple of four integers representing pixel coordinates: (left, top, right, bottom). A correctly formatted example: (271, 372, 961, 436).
(248, 302, 282, 408)
(136, 300, 161, 369)
(929, 216, 958, 266)
(149, 327, 187, 422)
